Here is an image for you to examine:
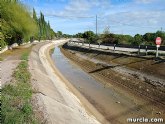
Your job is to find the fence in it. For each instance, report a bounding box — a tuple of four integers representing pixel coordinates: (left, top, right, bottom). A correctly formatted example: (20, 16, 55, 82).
(100, 43, 165, 51)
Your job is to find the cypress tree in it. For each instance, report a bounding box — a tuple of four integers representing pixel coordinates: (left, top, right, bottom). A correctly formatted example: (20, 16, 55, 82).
(33, 8, 38, 22)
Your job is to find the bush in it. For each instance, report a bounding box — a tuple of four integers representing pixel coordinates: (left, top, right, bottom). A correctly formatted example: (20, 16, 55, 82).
(0, 1, 38, 45)
(0, 32, 6, 48)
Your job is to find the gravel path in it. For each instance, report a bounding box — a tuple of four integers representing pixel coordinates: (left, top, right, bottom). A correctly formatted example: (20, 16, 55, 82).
(0, 43, 34, 87)
(1, 59, 21, 87)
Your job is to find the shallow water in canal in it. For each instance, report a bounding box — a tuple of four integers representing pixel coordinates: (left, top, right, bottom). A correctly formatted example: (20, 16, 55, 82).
(51, 47, 157, 124)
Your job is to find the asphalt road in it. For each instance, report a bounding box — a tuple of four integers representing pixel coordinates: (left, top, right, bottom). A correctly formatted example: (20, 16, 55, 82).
(69, 41, 165, 55)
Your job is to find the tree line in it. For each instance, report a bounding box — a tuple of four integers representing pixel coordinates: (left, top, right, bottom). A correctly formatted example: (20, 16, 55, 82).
(73, 29, 165, 46)
(0, 0, 55, 48)
(32, 9, 55, 41)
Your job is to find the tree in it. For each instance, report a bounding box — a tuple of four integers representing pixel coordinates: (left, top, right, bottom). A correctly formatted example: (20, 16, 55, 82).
(143, 33, 154, 43)
(33, 8, 38, 22)
(100, 27, 115, 44)
(1, 1, 38, 45)
(75, 33, 83, 38)
(83, 31, 96, 42)
(132, 34, 143, 45)
(56, 31, 63, 38)
(82, 31, 95, 47)
(114, 34, 133, 44)
(34, 11, 55, 40)
(0, 1, 55, 47)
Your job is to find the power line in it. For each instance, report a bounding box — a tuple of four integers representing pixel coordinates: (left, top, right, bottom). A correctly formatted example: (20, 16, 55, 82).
(42, 14, 94, 19)
(39, 13, 164, 30)
(106, 19, 162, 29)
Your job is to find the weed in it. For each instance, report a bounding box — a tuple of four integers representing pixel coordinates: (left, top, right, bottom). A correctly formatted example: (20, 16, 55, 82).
(21, 52, 29, 61)
(1, 50, 37, 124)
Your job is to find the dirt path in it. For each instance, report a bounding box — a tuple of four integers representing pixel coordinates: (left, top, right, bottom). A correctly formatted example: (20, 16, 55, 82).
(0, 44, 34, 87)
(1, 60, 22, 86)
(29, 40, 104, 124)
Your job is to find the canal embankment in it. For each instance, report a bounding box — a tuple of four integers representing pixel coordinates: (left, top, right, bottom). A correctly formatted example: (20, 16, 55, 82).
(59, 42, 165, 124)
(29, 40, 105, 124)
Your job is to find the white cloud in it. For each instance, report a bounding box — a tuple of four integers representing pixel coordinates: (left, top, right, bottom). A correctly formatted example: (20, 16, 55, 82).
(27, 0, 165, 35)
(43, 0, 111, 18)
(134, 0, 156, 4)
(60, 0, 91, 17)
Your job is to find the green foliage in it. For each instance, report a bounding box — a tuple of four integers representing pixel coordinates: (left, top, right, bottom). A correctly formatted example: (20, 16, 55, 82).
(21, 52, 29, 61)
(0, 1, 55, 47)
(114, 34, 133, 44)
(143, 33, 155, 42)
(1, 1, 38, 45)
(62, 33, 72, 38)
(74, 30, 165, 46)
(0, 32, 7, 48)
(33, 11, 55, 40)
(33, 8, 38, 22)
(132, 34, 144, 45)
(83, 31, 96, 43)
(56, 31, 63, 38)
(142, 31, 165, 45)
(75, 33, 83, 38)
(100, 33, 116, 44)
(22, 102, 33, 115)
(1, 51, 36, 124)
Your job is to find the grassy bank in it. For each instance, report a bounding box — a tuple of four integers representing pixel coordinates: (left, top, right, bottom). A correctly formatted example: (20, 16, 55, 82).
(0, 45, 33, 60)
(1, 51, 37, 123)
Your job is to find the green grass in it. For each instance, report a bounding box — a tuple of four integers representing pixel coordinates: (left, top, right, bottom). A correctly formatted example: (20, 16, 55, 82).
(21, 52, 29, 61)
(1, 51, 37, 124)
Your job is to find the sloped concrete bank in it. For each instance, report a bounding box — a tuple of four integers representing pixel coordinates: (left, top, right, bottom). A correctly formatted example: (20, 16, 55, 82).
(29, 40, 107, 124)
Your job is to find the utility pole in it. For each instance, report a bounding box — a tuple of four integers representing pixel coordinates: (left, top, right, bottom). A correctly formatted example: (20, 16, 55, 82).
(96, 15, 97, 35)
(161, 27, 162, 32)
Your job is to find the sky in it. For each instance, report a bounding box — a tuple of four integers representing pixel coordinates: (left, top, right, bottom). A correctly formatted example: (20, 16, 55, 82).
(21, 0, 165, 36)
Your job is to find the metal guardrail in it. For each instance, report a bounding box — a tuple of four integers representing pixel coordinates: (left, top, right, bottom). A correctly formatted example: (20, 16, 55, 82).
(70, 39, 165, 51)
(72, 41, 165, 51)
(100, 43, 165, 51)
(69, 40, 165, 58)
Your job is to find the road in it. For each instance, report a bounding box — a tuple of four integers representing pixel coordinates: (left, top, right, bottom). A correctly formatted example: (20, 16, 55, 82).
(69, 41, 165, 55)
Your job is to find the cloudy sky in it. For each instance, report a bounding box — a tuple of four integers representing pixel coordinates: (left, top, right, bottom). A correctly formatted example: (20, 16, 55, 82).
(22, 0, 165, 36)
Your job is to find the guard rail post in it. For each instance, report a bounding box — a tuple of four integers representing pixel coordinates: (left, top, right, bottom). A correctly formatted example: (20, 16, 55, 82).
(138, 45, 141, 55)
(114, 44, 116, 52)
(145, 46, 148, 56)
